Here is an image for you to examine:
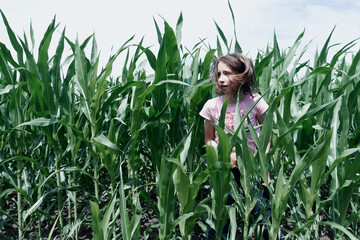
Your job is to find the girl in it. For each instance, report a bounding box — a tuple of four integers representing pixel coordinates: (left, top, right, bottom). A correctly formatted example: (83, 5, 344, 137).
(200, 53, 270, 239)
(200, 53, 268, 165)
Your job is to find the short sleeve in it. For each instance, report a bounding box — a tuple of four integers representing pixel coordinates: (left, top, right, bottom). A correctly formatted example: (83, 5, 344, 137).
(199, 100, 213, 122)
(255, 95, 269, 117)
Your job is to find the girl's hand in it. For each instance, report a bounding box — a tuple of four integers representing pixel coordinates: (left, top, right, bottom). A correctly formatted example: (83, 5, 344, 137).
(207, 140, 218, 150)
(261, 173, 271, 186)
(230, 152, 237, 168)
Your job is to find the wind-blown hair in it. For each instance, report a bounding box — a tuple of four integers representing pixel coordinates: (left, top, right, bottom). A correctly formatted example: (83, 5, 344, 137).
(210, 53, 256, 96)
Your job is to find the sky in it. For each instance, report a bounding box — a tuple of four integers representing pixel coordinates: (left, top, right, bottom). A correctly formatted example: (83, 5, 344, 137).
(1, 0, 360, 74)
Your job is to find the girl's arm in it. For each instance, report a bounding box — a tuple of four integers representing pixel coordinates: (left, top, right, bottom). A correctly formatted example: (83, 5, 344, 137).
(204, 119, 217, 147)
(257, 112, 266, 124)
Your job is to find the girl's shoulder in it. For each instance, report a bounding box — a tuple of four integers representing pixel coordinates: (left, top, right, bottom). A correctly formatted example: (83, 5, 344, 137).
(245, 93, 261, 100)
(200, 96, 223, 121)
(242, 93, 260, 103)
(242, 93, 268, 108)
(204, 96, 222, 106)
(243, 93, 269, 113)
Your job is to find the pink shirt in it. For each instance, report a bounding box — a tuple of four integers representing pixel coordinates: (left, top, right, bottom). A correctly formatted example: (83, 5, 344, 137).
(199, 94, 268, 152)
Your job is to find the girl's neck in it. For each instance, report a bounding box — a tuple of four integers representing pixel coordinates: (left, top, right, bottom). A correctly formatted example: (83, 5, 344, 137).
(222, 91, 245, 105)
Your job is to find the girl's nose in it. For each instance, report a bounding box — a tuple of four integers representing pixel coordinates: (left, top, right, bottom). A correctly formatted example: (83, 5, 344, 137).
(218, 74, 225, 83)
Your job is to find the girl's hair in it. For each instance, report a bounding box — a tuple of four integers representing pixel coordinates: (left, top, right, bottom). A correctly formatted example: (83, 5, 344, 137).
(210, 53, 256, 96)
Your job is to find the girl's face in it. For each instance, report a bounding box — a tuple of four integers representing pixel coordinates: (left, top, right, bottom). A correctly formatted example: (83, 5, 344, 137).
(217, 61, 234, 96)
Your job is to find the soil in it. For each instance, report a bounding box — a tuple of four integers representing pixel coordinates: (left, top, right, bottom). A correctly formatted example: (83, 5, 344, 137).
(0, 190, 350, 239)
(0, 212, 340, 240)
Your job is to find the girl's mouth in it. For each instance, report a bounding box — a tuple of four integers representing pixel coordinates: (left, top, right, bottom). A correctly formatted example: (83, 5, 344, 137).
(221, 85, 228, 91)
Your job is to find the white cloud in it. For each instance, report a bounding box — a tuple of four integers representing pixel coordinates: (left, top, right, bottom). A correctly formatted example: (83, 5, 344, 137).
(227, 0, 360, 61)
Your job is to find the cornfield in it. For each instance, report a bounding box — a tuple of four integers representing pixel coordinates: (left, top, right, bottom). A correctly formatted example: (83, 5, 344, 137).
(0, 4, 359, 240)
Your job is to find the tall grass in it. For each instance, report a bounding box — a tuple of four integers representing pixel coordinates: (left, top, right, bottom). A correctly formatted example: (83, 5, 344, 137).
(0, 3, 359, 239)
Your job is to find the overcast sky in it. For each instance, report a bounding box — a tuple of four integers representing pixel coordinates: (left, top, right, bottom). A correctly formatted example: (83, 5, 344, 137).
(1, 0, 360, 72)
